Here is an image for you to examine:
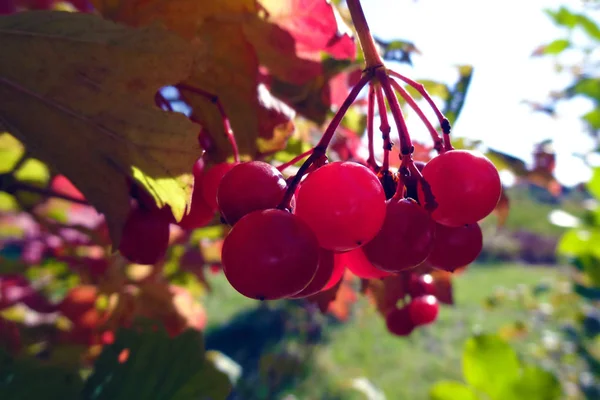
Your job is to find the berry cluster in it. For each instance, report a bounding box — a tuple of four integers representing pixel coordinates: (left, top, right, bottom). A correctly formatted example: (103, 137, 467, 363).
(216, 147, 498, 301)
(113, 30, 501, 337)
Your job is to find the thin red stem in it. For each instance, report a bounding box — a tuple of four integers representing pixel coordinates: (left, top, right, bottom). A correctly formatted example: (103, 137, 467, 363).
(177, 84, 240, 162)
(346, 0, 384, 69)
(374, 84, 391, 173)
(366, 84, 378, 170)
(388, 70, 454, 151)
(387, 70, 446, 125)
(388, 77, 443, 154)
(277, 73, 371, 210)
(376, 69, 412, 155)
(276, 148, 314, 172)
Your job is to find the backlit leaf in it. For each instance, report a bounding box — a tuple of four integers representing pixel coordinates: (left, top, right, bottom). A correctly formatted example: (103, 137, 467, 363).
(463, 333, 520, 399)
(0, 11, 200, 247)
(429, 381, 478, 400)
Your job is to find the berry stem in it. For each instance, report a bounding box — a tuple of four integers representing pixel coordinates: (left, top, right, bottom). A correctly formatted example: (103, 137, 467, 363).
(387, 70, 446, 125)
(387, 70, 454, 151)
(346, 0, 384, 69)
(366, 84, 378, 170)
(276, 148, 314, 173)
(177, 84, 240, 163)
(277, 73, 371, 210)
(388, 77, 443, 154)
(376, 69, 412, 156)
(374, 83, 392, 173)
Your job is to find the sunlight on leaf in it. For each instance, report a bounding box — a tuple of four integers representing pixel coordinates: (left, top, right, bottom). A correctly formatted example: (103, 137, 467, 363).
(0, 11, 200, 247)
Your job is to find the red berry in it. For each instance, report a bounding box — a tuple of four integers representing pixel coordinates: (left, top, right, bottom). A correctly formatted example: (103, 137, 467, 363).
(408, 295, 439, 326)
(202, 162, 238, 210)
(289, 249, 335, 298)
(295, 161, 386, 252)
(363, 198, 435, 273)
(221, 209, 320, 300)
(217, 161, 288, 225)
(426, 223, 483, 272)
(385, 306, 415, 336)
(408, 274, 436, 298)
(340, 247, 391, 279)
(322, 254, 346, 291)
(419, 150, 501, 227)
(119, 205, 171, 264)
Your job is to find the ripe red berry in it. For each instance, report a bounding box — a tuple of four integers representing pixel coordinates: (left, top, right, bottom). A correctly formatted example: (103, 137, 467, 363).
(408, 295, 439, 326)
(340, 247, 391, 279)
(426, 222, 483, 272)
(202, 162, 238, 210)
(295, 161, 386, 252)
(385, 306, 415, 336)
(289, 249, 335, 298)
(322, 254, 346, 290)
(217, 161, 287, 225)
(221, 209, 320, 300)
(419, 150, 501, 227)
(363, 198, 435, 273)
(119, 205, 171, 264)
(408, 274, 436, 298)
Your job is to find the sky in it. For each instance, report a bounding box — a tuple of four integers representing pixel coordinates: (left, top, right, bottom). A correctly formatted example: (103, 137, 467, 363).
(358, 0, 600, 186)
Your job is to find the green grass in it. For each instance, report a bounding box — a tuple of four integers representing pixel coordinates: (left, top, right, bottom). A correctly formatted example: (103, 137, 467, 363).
(201, 263, 562, 400)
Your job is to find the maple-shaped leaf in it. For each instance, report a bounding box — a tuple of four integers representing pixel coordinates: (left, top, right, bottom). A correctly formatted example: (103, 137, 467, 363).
(0, 348, 84, 398)
(245, 0, 356, 85)
(82, 319, 231, 400)
(91, 0, 256, 40)
(0, 11, 200, 247)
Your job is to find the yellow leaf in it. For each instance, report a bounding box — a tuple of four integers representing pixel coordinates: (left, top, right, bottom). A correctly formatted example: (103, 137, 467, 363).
(0, 11, 201, 247)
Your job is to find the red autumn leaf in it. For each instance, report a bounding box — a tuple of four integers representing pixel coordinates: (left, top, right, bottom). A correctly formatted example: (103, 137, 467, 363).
(245, 0, 356, 85)
(328, 66, 363, 109)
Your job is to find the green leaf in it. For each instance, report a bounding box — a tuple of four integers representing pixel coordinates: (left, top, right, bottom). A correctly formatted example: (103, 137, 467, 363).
(0, 349, 84, 399)
(499, 366, 562, 400)
(443, 65, 473, 125)
(462, 334, 521, 399)
(557, 228, 593, 257)
(570, 78, 600, 102)
(576, 14, 600, 41)
(429, 381, 479, 400)
(0, 132, 24, 173)
(588, 168, 600, 200)
(541, 39, 570, 55)
(0, 11, 200, 248)
(583, 108, 600, 130)
(545, 7, 579, 29)
(82, 320, 231, 400)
